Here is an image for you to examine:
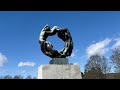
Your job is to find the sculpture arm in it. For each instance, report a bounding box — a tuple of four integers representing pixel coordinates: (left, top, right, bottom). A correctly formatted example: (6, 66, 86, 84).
(45, 26, 60, 36)
(51, 26, 60, 31)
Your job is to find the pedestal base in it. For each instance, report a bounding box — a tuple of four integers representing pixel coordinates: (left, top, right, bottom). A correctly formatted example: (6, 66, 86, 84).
(49, 58, 68, 64)
(38, 64, 82, 79)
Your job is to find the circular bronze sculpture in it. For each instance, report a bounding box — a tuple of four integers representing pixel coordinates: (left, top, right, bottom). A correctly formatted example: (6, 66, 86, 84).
(39, 25, 73, 58)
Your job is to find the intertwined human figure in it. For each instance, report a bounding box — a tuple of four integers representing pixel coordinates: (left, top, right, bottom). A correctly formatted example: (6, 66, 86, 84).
(39, 24, 73, 58)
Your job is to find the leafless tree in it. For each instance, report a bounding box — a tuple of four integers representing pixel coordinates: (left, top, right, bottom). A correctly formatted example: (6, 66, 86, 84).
(110, 48, 120, 73)
(110, 48, 120, 78)
(83, 54, 111, 79)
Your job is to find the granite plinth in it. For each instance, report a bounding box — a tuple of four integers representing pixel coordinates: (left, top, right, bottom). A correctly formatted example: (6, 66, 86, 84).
(38, 64, 82, 79)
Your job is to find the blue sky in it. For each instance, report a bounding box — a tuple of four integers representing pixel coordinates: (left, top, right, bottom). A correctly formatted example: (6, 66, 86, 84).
(0, 11, 120, 78)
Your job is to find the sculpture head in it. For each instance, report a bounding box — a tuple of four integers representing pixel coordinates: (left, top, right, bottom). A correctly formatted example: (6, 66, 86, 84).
(42, 24, 50, 31)
(57, 29, 69, 42)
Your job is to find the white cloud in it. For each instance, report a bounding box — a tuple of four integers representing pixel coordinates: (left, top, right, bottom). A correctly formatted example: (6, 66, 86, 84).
(0, 53, 8, 67)
(21, 70, 26, 74)
(71, 53, 75, 58)
(18, 61, 36, 67)
(80, 55, 87, 60)
(70, 49, 78, 59)
(111, 38, 120, 49)
(0, 69, 7, 74)
(16, 70, 26, 75)
(73, 62, 79, 65)
(86, 38, 111, 57)
(20, 70, 26, 74)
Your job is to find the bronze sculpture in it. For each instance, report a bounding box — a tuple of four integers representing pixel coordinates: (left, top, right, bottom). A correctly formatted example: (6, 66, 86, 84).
(39, 25, 73, 60)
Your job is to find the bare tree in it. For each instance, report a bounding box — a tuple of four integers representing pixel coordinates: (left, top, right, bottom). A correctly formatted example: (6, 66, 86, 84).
(0, 75, 37, 79)
(25, 75, 37, 79)
(3, 75, 12, 79)
(83, 55, 111, 79)
(33, 77, 37, 79)
(110, 48, 120, 79)
(81, 72, 84, 78)
(26, 75, 32, 79)
(14, 75, 23, 79)
(110, 48, 120, 73)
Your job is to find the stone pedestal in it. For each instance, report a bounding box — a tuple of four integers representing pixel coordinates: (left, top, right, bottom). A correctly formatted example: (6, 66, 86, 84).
(38, 64, 82, 79)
